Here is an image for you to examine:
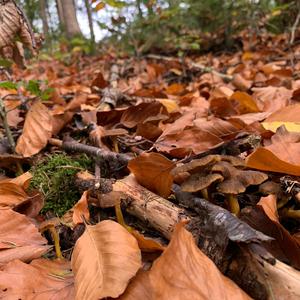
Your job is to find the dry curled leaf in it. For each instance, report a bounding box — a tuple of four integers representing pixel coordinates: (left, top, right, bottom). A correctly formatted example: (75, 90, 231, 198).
(120, 222, 251, 300)
(16, 101, 53, 157)
(0, 1, 36, 67)
(71, 220, 141, 300)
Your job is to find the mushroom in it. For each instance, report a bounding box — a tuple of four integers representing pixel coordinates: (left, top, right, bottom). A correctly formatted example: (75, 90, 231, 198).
(212, 161, 268, 215)
(181, 173, 223, 200)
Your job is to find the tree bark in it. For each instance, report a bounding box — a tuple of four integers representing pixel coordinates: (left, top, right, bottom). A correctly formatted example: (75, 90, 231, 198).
(84, 0, 95, 47)
(39, 0, 49, 38)
(56, 0, 82, 38)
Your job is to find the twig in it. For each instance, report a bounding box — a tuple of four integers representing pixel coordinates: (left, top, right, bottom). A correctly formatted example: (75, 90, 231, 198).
(146, 54, 233, 81)
(0, 97, 15, 152)
(290, 10, 300, 45)
(48, 138, 131, 167)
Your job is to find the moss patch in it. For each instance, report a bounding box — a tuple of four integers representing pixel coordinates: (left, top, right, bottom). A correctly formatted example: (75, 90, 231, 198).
(30, 153, 93, 216)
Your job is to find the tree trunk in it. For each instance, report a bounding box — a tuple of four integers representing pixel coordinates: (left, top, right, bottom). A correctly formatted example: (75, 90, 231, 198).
(56, 0, 82, 38)
(84, 0, 95, 44)
(39, 0, 49, 38)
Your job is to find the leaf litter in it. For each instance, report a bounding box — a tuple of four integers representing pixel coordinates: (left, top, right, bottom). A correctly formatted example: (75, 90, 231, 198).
(1, 5, 300, 299)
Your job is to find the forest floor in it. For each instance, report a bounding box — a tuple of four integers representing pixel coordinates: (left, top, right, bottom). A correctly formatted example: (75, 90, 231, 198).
(0, 29, 300, 299)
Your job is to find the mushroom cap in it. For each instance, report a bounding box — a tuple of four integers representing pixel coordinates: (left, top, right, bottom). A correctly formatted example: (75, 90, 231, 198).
(181, 173, 224, 193)
(212, 161, 268, 194)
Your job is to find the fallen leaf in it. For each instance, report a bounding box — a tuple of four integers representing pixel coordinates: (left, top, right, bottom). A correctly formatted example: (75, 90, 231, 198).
(128, 153, 175, 198)
(72, 191, 90, 225)
(252, 86, 292, 112)
(131, 230, 165, 253)
(229, 91, 260, 114)
(156, 127, 223, 158)
(120, 222, 251, 300)
(242, 206, 300, 269)
(16, 101, 53, 157)
(71, 220, 141, 299)
(0, 259, 74, 299)
(0, 181, 29, 208)
(257, 194, 279, 223)
(0, 209, 49, 266)
(246, 126, 300, 175)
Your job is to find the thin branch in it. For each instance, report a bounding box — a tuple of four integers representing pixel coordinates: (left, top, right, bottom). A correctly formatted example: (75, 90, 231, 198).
(290, 10, 300, 45)
(0, 97, 15, 152)
(48, 138, 131, 166)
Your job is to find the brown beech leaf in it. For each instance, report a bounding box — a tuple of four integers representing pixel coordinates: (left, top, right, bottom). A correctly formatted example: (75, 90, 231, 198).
(229, 91, 260, 114)
(128, 153, 175, 198)
(8, 171, 32, 189)
(71, 220, 141, 299)
(72, 191, 90, 225)
(194, 117, 243, 141)
(0, 259, 74, 300)
(242, 206, 300, 269)
(246, 126, 300, 175)
(252, 86, 293, 112)
(0, 181, 29, 208)
(120, 102, 168, 128)
(155, 127, 223, 158)
(120, 222, 251, 300)
(0, 209, 49, 266)
(16, 101, 52, 157)
(131, 230, 165, 253)
(257, 194, 279, 223)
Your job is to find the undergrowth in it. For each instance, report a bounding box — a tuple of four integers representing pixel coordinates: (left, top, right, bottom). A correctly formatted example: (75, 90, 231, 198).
(30, 153, 93, 216)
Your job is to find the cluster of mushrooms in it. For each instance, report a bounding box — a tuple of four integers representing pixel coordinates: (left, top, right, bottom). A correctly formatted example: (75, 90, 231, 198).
(171, 155, 268, 215)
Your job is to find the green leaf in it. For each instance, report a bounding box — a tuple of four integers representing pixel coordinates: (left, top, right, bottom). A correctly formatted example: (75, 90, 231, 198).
(26, 80, 42, 96)
(0, 81, 18, 90)
(0, 59, 12, 68)
(41, 87, 54, 101)
(104, 0, 127, 8)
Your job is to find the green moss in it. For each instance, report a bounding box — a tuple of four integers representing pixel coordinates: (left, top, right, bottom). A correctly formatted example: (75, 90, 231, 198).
(30, 154, 93, 216)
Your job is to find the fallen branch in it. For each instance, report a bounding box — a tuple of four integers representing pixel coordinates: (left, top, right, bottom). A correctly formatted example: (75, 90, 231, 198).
(0, 97, 15, 152)
(48, 138, 131, 167)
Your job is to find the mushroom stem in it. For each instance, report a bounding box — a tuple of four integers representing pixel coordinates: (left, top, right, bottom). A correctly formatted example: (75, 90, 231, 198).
(227, 194, 240, 216)
(49, 226, 63, 259)
(115, 203, 133, 232)
(281, 209, 300, 219)
(201, 188, 209, 201)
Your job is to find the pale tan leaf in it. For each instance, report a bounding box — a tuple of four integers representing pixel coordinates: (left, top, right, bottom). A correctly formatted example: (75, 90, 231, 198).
(120, 222, 251, 300)
(0, 259, 74, 300)
(16, 101, 52, 157)
(71, 220, 142, 300)
(0, 209, 49, 266)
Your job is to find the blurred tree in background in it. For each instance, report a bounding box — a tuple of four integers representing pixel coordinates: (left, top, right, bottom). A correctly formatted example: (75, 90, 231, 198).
(14, 0, 300, 55)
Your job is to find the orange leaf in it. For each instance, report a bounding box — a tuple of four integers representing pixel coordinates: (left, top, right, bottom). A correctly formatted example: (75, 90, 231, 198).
(0, 209, 49, 266)
(16, 101, 52, 157)
(71, 220, 141, 299)
(128, 153, 175, 198)
(257, 194, 279, 223)
(0, 259, 74, 299)
(246, 126, 300, 175)
(121, 222, 251, 300)
(72, 191, 90, 225)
